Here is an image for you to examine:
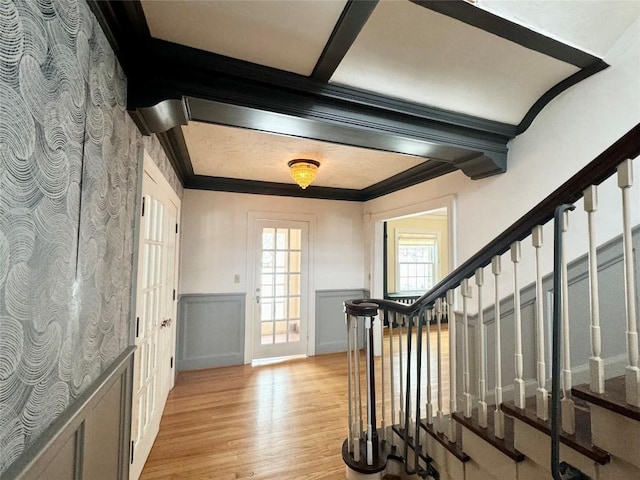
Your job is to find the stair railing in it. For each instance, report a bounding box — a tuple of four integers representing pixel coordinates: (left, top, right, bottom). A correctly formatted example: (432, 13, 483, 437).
(342, 123, 640, 479)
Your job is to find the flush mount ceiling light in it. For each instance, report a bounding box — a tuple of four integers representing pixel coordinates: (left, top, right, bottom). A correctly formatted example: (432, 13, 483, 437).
(288, 159, 320, 189)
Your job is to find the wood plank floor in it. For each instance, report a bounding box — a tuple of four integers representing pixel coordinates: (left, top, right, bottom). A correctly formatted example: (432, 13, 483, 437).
(141, 326, 449, 479)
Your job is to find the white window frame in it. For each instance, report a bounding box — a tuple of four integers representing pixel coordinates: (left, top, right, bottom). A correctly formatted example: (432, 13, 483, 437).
(395, 228, 440, 294)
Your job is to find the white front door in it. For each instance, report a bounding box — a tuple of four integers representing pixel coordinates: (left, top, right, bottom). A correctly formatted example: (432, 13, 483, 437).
(252, 220, 309, 360)
(130, 153, 180, 480)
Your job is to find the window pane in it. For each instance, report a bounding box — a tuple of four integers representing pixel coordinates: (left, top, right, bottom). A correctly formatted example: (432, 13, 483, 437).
(276, 229, 288, 250)
(261, 322, 273, 345)
(275, 321, 287, 343)
(275, 251, 287, 272)
(261, 300, 273, 321)
(290, 229, 301, 250)
(289, 251, 301, 273)
(289, 274, 300, 295)
(289, 320, 300, 342)
(289, 297, 300, 319)
(274, 298, 286, 320)
(262, 252, 274, 272)
(262, 228, 275, 249)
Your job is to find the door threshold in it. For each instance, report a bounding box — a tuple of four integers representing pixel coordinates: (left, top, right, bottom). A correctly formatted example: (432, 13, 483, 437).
(251, 354, 308, 367)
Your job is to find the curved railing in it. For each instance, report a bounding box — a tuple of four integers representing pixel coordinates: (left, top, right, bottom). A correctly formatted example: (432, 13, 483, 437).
(342, 123, 640, 479)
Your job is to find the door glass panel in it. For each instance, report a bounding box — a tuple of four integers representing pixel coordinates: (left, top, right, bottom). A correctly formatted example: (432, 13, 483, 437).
(274, 321, 287, 343)
(289, 297, 300, 318)
(258, 226, 304, 351)
(289, 251, 301, 273)
(261, 322, 273, 345)
(290, 229, 301, 250)
(262, 228, 274, 249)
(289, 274, 300, 295)
(276, 229, 288, 250)
(289, 320, 300, 342)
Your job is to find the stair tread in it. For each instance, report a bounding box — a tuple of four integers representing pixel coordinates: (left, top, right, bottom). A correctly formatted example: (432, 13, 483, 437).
(419, 419, 471, 462)
(573, 376, 640, 423)
(452, 408, 524, 462)
(502, 397, 610, 465)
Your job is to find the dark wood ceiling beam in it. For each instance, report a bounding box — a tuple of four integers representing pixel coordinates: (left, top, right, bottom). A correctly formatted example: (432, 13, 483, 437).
(184, 176, 365, 202)
(311, 0, 379, 82)
(130, 38, 517, 139)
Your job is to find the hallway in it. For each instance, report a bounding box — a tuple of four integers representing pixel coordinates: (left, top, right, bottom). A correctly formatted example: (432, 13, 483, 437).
(141, 326, 449, 479)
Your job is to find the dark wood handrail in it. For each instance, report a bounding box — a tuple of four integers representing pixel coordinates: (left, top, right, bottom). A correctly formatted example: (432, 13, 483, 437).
(365, 122, 640, 316)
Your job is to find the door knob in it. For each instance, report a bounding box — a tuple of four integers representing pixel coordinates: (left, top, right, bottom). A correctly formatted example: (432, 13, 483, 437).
(255, 295, 260, 304)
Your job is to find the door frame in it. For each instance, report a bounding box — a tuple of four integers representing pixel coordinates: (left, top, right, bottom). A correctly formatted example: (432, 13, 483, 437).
(368, 195, 456, 355)
(245, 211, 316, 363)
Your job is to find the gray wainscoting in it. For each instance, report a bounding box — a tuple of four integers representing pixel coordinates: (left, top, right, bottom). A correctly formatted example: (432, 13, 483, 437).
(2, 348, 134, 480)
(316, 289, 369, 354)
(459, 227, 639, 405)
(177, 294, 246, 370)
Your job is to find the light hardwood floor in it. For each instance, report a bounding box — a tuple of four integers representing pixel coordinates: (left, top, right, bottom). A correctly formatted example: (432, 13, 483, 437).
(141, 326, 449, 479)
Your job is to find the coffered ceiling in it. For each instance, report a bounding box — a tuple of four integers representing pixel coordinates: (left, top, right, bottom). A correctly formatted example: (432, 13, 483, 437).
(89, 0, 639, 201)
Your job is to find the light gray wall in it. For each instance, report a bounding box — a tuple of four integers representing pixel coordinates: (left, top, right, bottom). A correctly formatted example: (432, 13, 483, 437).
(458, 227, 639, 405)
(316, 289, 369, 354)
(175, 289, 369, 369)
(177, 294, 246, 370)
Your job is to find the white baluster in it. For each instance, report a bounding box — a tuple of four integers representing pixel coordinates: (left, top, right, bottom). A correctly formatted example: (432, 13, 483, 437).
(389, 312, 397, 448)
(462, 279, 473, 418)
(584, 186, 604, 394)
(446, 289, 457, 443)
(436, 298, 445, 433)
(618, 160, 640, 407)
(492, 255, 505, 439)
(561, 211, 576, 435)
(533, 226, 549, 420)
(425, 309, 433, 425)
(512, 241, 526, 409)
(476, 267, 488, 428)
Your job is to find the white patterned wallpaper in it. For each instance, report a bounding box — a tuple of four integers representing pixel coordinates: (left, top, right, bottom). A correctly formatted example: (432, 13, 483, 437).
(0, 0, 180, 473)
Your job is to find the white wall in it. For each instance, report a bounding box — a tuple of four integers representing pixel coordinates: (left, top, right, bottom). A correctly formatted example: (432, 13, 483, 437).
(364, 17, 640, 304)
(179, 190, 366, 294)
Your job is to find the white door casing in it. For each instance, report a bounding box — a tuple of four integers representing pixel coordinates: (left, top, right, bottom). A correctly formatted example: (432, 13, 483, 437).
(130, 152, 181, 480)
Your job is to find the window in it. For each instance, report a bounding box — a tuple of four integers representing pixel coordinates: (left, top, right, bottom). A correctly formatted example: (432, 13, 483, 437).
(396, 232, 438, 293)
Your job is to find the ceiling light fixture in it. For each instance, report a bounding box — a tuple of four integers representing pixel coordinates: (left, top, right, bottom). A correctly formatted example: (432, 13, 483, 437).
(288, 159, 320, 189)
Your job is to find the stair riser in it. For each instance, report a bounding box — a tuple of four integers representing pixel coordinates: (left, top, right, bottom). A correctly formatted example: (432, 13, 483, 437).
(517, 458, 552, 480)
(424, 434, 465, 480)
(590, 404, 640, 469)
(461, 428, 517, 480)
(465, 460, 503, 480)
(513, 420, 598, 478)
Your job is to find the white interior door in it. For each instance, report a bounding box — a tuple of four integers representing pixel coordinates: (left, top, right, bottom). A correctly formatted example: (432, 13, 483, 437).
(252, 220, 309, 360)
(130, 153, 180, 480)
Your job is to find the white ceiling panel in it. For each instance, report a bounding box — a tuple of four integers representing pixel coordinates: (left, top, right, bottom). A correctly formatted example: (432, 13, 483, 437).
(183, 122, 427, 190)
(330, 0, 580, 124)
(477, 0, 640, 57)
(141, 0, 347, 75)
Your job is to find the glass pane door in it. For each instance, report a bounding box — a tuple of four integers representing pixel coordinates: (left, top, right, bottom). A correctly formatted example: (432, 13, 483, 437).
(253, 221, 308, 359)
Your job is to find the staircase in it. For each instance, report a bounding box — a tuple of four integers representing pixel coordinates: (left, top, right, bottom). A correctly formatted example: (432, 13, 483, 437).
(341, 124, 640, 480)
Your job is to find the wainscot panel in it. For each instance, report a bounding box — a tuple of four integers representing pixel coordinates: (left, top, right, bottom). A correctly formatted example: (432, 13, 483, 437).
(177, 294, 246, 370)
(2, 347, 134, 480)
(316, 289, 369, 354)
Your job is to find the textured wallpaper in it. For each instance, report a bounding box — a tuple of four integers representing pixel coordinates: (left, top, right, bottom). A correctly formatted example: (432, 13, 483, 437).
(0, 0, 179, 473)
